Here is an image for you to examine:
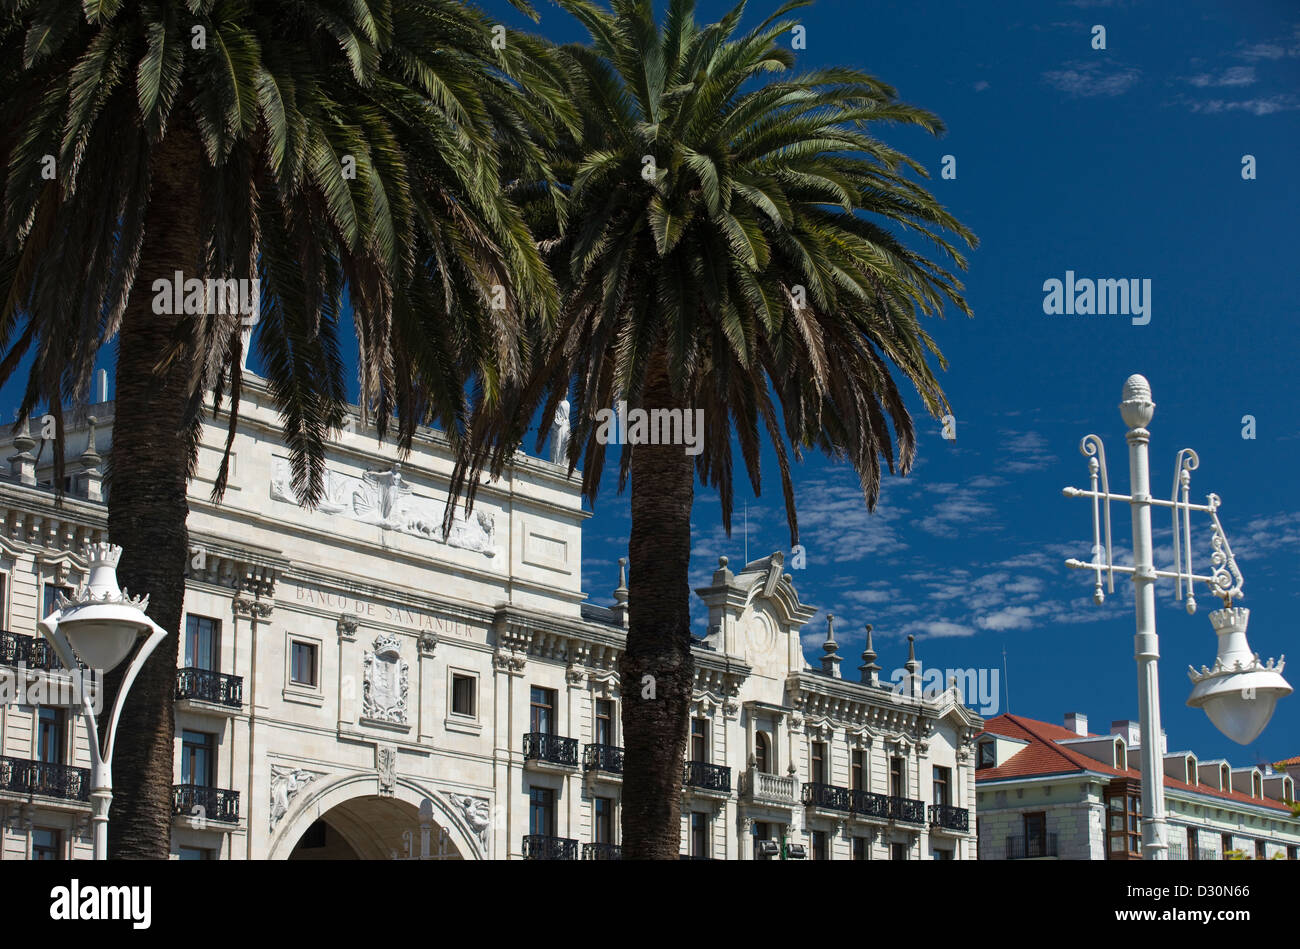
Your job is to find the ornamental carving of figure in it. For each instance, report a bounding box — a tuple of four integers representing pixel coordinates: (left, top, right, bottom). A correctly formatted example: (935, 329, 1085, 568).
(363, 633, 409, 724)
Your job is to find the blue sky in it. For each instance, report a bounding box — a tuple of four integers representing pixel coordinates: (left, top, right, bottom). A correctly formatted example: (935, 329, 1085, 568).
(5, 0, 1297, 768)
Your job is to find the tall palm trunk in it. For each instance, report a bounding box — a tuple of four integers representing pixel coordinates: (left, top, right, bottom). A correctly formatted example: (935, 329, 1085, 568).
(619, 353, 695, 859)
(102, 115, 203, 859)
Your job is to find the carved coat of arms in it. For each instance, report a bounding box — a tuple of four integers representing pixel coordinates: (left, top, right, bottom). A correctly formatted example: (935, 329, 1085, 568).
(363, 633, 409, 724)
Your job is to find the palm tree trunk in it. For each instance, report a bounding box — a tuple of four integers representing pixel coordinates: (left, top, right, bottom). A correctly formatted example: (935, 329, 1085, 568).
(101, 114, 203, 859)
(619, 353, 695, 859)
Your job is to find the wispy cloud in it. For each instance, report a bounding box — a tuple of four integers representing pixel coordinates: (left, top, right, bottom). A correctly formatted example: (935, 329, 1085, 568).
(1187, 95, 1299, 116)
(1044, 60, 1140, 97)
(1186, 66, 1256, 88)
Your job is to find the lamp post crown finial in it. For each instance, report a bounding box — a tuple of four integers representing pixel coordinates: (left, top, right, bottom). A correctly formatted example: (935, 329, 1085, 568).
(1119, 374, 1155, 428)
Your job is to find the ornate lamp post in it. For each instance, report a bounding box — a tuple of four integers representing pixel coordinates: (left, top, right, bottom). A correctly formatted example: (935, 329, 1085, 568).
(1063, 375, 1290, 860)
(36, 543, 169, 860)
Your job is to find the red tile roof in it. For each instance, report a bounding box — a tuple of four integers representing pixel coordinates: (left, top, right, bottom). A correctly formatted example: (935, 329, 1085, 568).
(975, 714, 1295, 813)
(1275, 755, 1300, 769)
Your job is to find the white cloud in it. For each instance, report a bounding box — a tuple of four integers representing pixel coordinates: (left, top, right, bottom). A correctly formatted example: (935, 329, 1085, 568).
(1044, 61, 1140, 97)
(1187, 66, 1256, 87)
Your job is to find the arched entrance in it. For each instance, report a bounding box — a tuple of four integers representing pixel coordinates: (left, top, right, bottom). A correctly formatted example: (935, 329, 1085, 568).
(269, 774, 484, 860)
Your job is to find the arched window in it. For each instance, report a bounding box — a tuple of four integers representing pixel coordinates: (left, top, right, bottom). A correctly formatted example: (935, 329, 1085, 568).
(755, 733, 770, 774)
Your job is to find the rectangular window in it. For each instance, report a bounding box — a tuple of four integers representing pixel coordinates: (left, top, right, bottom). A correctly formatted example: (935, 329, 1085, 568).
(32, 827, 60, 860)
(36, 708, 65, 763)
(1288, 845, 1298, 861)
(182, 730, 215, 787)
(1221, 833, 1233, 859)
(595, 699, 613, 746)
(451, 674, 476, 717)
(890, 842, 907, 861)
(1187, 826, 1198, 861)
(530, 687, 556, 735)
(1024, 812, 1046, 858)
(690, 718, 708, 763)
(811, 742, 827, 784)
(932, 848, 953, 860)
(811, 830, 827, 860)
(178, 846, 214, 860)
(0, 573, 7, 628)
(1105, 783, 1141, 859)
(42, 584, 74, 621)
(593, 797, 613, 844)
(290, 640, 318, 687)
(933, 766, 951, 806)
(977, 742, 995, 770)
(184, 615, 220, 671)
(851, 750, 865, 791)
(852, 836, 868, 860)
(1256, 839, 1266, 860)
(890, 757, 905, 798)
(528, 787, 555, 837)
(690, 812, 710, 858)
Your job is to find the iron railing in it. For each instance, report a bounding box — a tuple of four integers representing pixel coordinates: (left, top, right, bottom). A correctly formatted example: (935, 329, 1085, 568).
(523, 732, 579, 768)
(523, 834, 578, 860)
(887, 795, 926, 824)
(683, 761, 731, 793)
(850, 789, 891, 820)
(802, 782, 852, 812)
(0, 756, 89, 802)
(583, 743, 624, 774)
(1005, 833, 1059, 859)
(175, 668, 244, 708)
(582, 842, 621, 860)
(0, 631, 61, 671)
(928, 803, 970, 832)
(171, 784, 240, 823)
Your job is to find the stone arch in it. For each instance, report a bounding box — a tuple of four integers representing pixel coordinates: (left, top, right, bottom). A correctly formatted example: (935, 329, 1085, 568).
(267, 772, 487, 860)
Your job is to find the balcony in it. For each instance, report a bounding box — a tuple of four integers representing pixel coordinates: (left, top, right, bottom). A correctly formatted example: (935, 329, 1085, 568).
(802, 781, 852, 814)
(887, 795, 926, 825)
(928, 803, 971, 833)
(682, 761, 731, 797)
(523, 733, 579, 772)
(176, 668, 244, 712)
(171, 784, 240, 825)
(849, 789, 891, 822)
(0, 757, 90, 804)
(0, 631, 60, 671)
(1005, 833, 1059, 859)
(741, 767, 798, 807)
(583, 743, 624, 777)
(583, 842, 622, 860)
(523, 834, 578, 860)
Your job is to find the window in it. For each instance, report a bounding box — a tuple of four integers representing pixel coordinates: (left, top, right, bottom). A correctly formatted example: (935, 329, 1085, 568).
(593, 797, 614, 844)
(184, 615, 220, 671)
(528, 786, 555, 837)
(0, 573, 7, 627)
(690, 718, 708, 763)
(690, 812, 710, 858)
(811, 830, 827, 860)
(594, 699, 613, 746)
(42, 584, 73, 620)
(1252, 773, 1263, 799)
(755, 732, 770, 774)
(1187, 826, 1198, 861)
(1221, 833, 1234, 859)
(1024, 812, 1047, 859)
(852, 836, 868, 860)
(1288, 845, 1298, 861)
(890, 842, 907, 861)
(1255, 839, 1266, 860)
(36, 708, 65, 763)
(811, 742, 827, 784)
(530, 687, 556, 735)
(851, 750, 865, 791)
(933, 766, 951, 806)
(890, 757, 905, 798)
(32, 827, 60, 860)
(451, 674, 476, 717)
(932, 848, 953, 860)
(181, 730, 215, 787)
(289, 640, 317, 687)
(977, 741, 995, 770)
(1105, 782, 1142, 859)
(178, 846, 214, 860)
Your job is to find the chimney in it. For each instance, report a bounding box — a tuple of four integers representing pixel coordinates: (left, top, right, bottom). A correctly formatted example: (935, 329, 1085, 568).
(1065, 712, 1088, 736)
(1110, 720, 1141, 745)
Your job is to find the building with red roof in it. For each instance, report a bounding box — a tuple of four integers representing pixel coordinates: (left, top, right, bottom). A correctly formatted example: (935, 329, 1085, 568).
(973, 712, 1300, 860)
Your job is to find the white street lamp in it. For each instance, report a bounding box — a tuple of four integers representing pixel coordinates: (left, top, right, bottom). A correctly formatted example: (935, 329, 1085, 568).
(1063, 374, 1290, 859)
(37, 543, 169, 860)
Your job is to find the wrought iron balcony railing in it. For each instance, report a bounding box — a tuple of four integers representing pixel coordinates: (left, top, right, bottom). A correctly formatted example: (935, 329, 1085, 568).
(850, 789, 891, 820)
(1005, 833, 1059, 859)
(523, 834, 578, 860)
(683, 760, 731, 793)
(582, 842, 622, 860)
(887, 795, 926, 824)
(176, 668, 244, 708)
(523, 732, 579, 768)
(171, 784, 240, 824)
(0, 630, 61, 671)
(583, 743, 624, 774)
(0, 756, 90, 802)
(802, 782, 852, 812)
(928, 803, 970, 832)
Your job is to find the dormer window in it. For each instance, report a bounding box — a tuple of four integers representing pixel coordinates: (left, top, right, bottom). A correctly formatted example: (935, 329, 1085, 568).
(1252, 772, 1262, 799)
(1113, 737, 1125, 769)
(1186, 756, 1197, 786)
(977, 741, 995, 770)
(1221, 764, 1230, 790)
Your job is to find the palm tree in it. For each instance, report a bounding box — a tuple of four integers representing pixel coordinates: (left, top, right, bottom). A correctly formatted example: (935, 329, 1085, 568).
(450, 0, 978, 859)
(0, 0, 566, 857)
